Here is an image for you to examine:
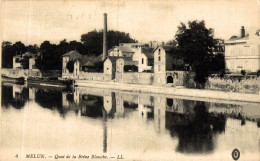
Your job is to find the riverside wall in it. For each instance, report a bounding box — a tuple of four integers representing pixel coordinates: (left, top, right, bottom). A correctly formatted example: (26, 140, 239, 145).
(1, 68, 42, 78)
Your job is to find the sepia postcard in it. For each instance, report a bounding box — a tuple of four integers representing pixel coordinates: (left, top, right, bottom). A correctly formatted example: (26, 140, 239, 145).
(1, 0, 260, 161)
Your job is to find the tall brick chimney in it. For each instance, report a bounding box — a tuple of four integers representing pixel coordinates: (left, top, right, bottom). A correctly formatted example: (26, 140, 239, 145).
(103, 13, 108, 60)
(241, 26, 245, 38)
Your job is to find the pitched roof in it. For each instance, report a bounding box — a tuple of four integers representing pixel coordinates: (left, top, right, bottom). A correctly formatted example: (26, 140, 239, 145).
(141, 47, 154, 59)
(77, 55, 102, 66)
(113, 46, 134, 53)
(103, 56, 134, 63)
(160, 45, 175, 52)
(229, 35, 249, 41)
(62, 50, 81, 57)
(153, 45, 175, 52)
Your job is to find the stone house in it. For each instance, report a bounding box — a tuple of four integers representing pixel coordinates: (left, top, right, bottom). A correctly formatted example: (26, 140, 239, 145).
(103, 57, 119, 79)
(132, 47, 154, 72)
(153, 45, 184, 85)
(62, 50, 82, 79)
(13, 52, 37, 69)
(224, 26, 260, 73)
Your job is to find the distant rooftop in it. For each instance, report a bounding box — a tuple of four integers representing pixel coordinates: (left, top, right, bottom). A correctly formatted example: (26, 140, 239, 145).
(62, 50, 81, 57)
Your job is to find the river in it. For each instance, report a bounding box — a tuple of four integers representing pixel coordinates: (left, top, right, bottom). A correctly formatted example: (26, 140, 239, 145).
(1, 82, 260, 161)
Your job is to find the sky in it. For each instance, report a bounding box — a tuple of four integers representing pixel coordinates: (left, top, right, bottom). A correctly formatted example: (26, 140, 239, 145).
(2, 0, 260, 46)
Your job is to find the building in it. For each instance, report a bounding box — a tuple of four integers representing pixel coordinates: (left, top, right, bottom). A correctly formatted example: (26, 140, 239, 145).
(224, 26, 260, 73)
(108, 46, 135, 58)
(103, 56, 119, 79)
(148, 41, 163, 49)
(132, 47, 154, 72)
(153, 45, 185, 85)
(13, 52, 37, 69)
(62, 50, 82, 78)
(119, 43, 149, 51)
(213, 39, 225, 55)
(13, 55, 22, 69)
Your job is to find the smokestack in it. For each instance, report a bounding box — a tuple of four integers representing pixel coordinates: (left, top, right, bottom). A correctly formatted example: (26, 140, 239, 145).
(241, 26, 245, 38)
(103, 13, 108, 60)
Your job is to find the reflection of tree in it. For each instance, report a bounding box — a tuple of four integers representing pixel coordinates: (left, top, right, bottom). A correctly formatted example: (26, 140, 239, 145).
(35, 89, 64, 114)
(1, 85, 29, 109)
(166, 101, 226, 154)
(80, 95, 103, 118)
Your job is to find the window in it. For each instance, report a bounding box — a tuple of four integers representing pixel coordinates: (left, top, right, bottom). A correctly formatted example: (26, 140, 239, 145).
(142, 58, 144, 64)
(158, 49, 161, 55)
(158, 56, 161, 61)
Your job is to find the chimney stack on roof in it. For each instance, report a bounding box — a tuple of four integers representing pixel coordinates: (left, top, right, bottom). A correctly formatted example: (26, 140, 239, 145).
(103, 13, 108, 60)
(241, 26, 245, 38)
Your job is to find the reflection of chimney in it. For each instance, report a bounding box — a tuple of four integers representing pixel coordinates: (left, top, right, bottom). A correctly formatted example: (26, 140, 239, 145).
(241, 26, 245, 38)
(103, 13, 108, 60)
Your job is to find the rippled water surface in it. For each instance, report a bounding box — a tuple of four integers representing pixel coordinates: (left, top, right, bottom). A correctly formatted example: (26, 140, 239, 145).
(1, 82, 260, 161)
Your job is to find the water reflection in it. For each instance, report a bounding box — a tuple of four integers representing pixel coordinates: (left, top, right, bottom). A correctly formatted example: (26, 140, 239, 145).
(1, 82, 260, 157)
(166, 101, 226, 154)
(1, 83, 29, 109)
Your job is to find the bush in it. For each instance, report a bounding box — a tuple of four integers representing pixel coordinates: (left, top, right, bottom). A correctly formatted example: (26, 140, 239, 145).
(257, 70, 260, 77)
(241, 70, 246, 76)
(66, 60, 74, 73)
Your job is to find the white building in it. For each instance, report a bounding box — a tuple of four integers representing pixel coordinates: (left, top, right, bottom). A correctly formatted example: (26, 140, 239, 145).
(224, 27, 260, 73)
(132, 47, 154, 72)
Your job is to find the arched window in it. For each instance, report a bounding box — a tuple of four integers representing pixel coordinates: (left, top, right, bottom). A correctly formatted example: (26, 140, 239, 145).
(158, 49, 161, 55)
(158, 56, 161, 61)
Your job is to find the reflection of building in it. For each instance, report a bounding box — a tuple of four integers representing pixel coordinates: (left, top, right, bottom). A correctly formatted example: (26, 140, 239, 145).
(29, 88, 36, 101)
(224, 26, 260, 73)
(62, 92, 69, 108)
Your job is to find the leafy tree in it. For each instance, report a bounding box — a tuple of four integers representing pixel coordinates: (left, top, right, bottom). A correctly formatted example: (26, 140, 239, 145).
(35, 41, 59, 71)
(66, 60, 74, 73)
(13, 41, 27, 54)
(26, 44, 39, 54)
(166, 40, 177, 46)
(68, 40, 85, 53)
(2, 41, 15, 68)
(175, 20, 216, 88)
(209, 53, 225, 73)
(81, 30, 137, 56)
(20, 56, 30, 69)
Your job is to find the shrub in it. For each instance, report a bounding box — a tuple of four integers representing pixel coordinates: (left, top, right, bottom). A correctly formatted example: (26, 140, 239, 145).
(257, 70, 260, 77)
(241, 70, 246, 76)
(66, 60, 74, 73)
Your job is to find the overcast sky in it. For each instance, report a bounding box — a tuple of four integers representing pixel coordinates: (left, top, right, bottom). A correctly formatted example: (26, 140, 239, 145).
(2, 0, 260, 45)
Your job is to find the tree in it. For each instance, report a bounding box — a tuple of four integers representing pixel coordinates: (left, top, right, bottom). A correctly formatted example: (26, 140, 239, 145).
(66, 60, 74, 73)
(26, 44, 39, 54)
(2, 41, 15, 68)
(175, 20, 216, 88)
(20, 56, 30, 69)
(81, 30, 137, 56)
(166, 40, 177, 46)
(35, 40, 60, 71)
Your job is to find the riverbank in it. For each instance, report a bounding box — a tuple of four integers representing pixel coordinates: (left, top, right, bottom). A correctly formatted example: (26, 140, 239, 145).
(75, 80, 260, 103)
